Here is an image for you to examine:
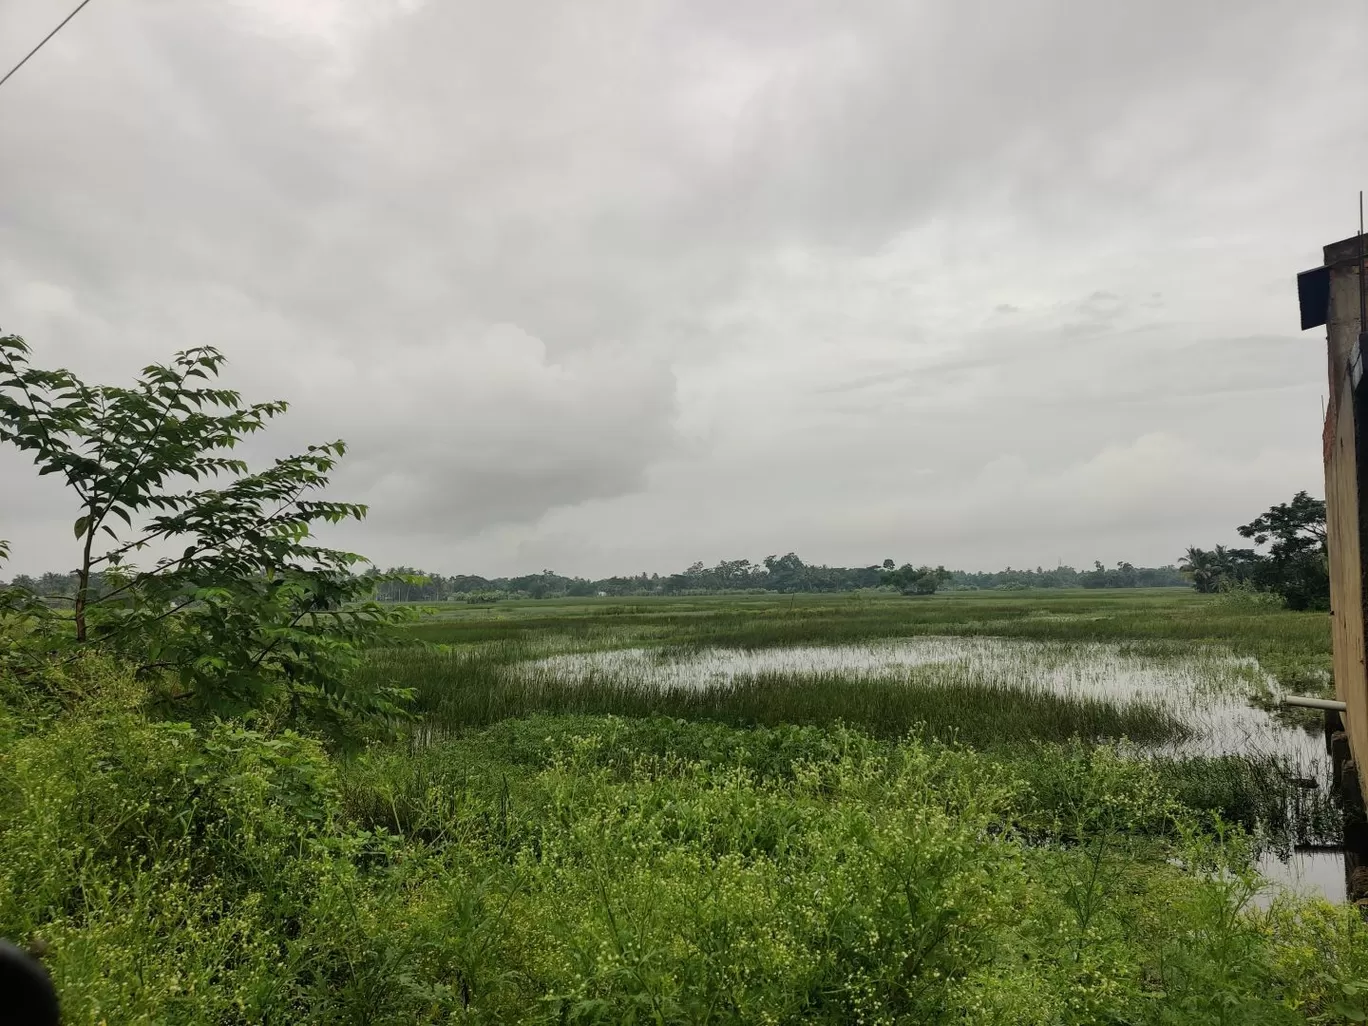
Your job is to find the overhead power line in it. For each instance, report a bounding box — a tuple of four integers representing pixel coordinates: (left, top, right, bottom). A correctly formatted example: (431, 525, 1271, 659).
(0, 0, 97, 92)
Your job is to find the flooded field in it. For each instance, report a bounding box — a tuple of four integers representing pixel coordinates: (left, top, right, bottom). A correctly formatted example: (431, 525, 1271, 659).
(377, 591, 1356, 902)
(513, 634, 1353, 899)
(524, 636, 1329, 776)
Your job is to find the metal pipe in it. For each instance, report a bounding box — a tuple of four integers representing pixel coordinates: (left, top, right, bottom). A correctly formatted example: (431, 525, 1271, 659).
(1280, 695, 1348, 712)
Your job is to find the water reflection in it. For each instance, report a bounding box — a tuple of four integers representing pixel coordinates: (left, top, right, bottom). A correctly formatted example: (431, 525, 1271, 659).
(523, 636, 1364, 902)
(1255, 850, 1348, 906)
(526, 637, 1328, 774)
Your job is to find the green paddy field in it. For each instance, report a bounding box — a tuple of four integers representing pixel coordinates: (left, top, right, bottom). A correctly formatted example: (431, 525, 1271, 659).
(6, 588, 1368, 1024)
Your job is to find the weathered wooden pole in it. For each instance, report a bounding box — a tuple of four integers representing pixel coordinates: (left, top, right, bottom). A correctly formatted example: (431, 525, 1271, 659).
(1301, 222, 1368, 901)
(1301, 231, 1368, 811)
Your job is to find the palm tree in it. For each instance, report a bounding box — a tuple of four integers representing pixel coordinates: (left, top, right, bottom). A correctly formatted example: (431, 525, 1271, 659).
(1211, 544, 1233, 587)
(1178, 546, 1219, 593)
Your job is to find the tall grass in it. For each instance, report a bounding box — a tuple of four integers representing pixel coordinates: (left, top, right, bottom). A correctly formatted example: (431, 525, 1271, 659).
(361, 591, 1342, 847)
(407, 589, 1331, 690)
(1153, 754, 1342, 846)
(359, 644, 1189, 746)
(5, 589, 1362, 1022)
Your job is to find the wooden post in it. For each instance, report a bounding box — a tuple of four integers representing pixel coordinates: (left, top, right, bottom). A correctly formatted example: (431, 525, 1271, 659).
(1319, 234, 1368, 810)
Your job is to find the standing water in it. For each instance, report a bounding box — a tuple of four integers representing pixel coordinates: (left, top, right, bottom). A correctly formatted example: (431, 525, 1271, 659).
(523, 636, 1350, 901)
(526, 637, 1328, 773)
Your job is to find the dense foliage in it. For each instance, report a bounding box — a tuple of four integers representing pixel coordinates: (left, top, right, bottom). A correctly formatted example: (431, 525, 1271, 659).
(264, 557, 1189, 603)
(1182, 493, 1330, 610)
(1, 590, 1362, 1024)
(3, 340, 1364, 1024)
(0, 336, 415, 736)
(4, 664, 1368, 1025)
(7, 557, 1191, 603)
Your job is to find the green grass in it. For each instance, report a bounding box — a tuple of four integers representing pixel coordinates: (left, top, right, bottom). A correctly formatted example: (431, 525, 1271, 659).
(1152, 754, 1343, 844)
(405, 588, 1331, 688)
(359, 643, 1190, 746)
(366, 588, 1332, 758)
(342, 713, 1337, 849)
(4, 588, 1361, 1023)
(355, 588, 1343, 847)
(8, 708, 1368, 1024)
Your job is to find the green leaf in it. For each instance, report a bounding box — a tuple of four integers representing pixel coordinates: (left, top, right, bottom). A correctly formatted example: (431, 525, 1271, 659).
(2, 339, 407, 741)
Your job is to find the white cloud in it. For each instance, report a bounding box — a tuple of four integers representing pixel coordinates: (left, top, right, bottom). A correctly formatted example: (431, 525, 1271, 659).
(1, 0, 1363, 577)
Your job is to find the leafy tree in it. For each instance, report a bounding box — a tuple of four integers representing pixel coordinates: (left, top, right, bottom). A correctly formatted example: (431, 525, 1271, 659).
(761, 552, 808, 593)
(0, 335, 415, 734)
(1179, 545, 1266, 594)
(949, 565, 1094, 590)
(1075, 561, 1186, 590)
(1211, 545, 1262, 588)
(294, 556, 1191, 600)
(1238, 492, 1326, 552)
(882, 563, 952, 596)
(1237, 491, 1328, 611)
(1178, 547, 1219, 594)
(1181, 493, 1329, 610)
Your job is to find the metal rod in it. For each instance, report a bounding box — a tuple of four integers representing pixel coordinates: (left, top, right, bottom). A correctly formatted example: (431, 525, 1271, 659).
(1280, 695, 1348, 711)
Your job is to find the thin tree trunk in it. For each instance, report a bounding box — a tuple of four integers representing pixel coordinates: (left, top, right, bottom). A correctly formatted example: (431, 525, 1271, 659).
(74, 504, 96, 642)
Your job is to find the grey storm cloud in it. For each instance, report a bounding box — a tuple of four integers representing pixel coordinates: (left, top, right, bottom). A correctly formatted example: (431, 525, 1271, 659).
(1, 0, 1366, 577)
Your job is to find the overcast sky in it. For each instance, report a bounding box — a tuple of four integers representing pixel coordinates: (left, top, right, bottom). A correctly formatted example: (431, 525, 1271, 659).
(2, 0, 1366, 578)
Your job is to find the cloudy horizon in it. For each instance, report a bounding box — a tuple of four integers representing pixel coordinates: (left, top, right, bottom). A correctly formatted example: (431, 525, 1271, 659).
(2, 0, 1366, 579)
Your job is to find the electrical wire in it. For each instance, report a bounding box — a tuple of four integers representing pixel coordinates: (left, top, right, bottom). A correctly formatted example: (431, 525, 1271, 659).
(0, 0, 97, 92)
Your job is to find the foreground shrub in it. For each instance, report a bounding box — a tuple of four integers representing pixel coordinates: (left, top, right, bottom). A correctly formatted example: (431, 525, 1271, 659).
(2, 711, 1366, 1023)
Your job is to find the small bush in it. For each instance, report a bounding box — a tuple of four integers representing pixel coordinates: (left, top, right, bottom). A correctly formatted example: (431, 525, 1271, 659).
(1216, 582, 1288, 611)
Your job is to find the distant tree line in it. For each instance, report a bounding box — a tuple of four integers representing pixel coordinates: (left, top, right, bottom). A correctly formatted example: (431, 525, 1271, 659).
(952, 563, 1188, 591)
(5, 551, 1194, 603)
(1179, 491, 1329, 610)
(0, 570, 116, 601)
(351, 554, 891, 601)
(2, 552, 1202, 603)
(351, 555, 1194, 601)
(248, 554, 1185, 602)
